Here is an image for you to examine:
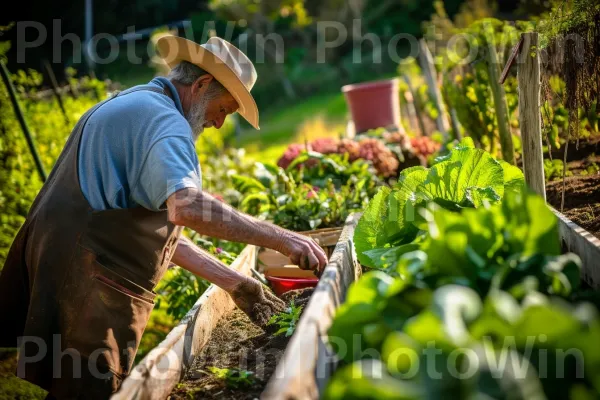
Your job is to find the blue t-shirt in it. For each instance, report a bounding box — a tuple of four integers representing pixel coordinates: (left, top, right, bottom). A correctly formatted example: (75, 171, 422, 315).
(77, 77, 202, 211)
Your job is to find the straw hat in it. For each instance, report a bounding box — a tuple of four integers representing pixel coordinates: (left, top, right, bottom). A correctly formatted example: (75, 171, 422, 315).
(156, 35, 259, 129)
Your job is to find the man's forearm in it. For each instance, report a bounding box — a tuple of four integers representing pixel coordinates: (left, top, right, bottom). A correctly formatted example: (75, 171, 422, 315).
(167, 188, 328, 272)
(171, 235, 245, 292)
(168, 189, 287, 252)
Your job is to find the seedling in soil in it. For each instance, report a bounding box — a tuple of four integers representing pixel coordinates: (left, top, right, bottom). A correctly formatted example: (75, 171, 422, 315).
(207, 367, 256, 389)
(267, 300, 303, 337)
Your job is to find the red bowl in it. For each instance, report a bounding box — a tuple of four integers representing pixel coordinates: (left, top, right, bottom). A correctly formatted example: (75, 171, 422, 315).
(265, 275, 319, 296)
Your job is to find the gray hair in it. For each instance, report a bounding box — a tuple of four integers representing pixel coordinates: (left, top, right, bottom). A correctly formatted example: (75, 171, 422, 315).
(168, 61, 227, 98)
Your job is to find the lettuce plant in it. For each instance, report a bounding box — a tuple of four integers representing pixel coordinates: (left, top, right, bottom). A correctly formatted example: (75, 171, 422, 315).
(326, 188, 597, 400)
(329, 190, 583, 365)
(326, 286, 600, 400)
(354, 137, 525, 268)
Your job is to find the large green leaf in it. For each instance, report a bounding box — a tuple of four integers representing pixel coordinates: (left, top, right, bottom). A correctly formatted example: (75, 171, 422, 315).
(501, 189, 560, 257)
(499, 159, 525, 194)
(421, 146, 505, 208)
(354, 186, 419, 267)
(354, 143, 524, 267)
(354, 187, 392, 267)
(421, 206, 500, 285)
(362, 243, 421, 273)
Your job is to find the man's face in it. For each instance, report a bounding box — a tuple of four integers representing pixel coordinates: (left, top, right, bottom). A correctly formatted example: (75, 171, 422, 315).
(201, 92, 239, 130)
(185, 76, 239, 139)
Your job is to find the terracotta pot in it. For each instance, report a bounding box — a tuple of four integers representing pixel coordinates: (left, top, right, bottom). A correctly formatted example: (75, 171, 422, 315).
(342, 78, 401, 134)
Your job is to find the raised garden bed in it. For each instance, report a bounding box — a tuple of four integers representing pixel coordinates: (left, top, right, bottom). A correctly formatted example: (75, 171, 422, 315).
(262, 214, 361, 399)
(551, 208, 600, 289)
(113, 220, 355, 400)
(544, 137, 600, 288)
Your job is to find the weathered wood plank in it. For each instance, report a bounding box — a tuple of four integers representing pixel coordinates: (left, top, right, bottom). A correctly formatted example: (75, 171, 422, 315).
(112, 245, 256, 400)
(499, 35, 524, 85)
(551, 208, 600, 289)
(262, 214, 362, 400)
(518, 32, 546, 199)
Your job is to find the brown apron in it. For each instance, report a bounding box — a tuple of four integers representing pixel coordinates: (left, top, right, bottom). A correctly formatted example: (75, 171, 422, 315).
(0, 85, 183, 398)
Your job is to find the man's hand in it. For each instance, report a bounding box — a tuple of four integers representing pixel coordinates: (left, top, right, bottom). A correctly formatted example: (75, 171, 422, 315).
(275, 231, 328, 274)
(229, 276, 286, 328)
(172, 238, 286, 329)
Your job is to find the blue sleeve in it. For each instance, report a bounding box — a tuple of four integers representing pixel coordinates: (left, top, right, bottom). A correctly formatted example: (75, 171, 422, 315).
(131, 136, 202, 211)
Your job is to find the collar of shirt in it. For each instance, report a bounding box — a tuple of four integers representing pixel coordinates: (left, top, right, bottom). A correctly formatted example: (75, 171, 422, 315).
(149, 76, 185, 116)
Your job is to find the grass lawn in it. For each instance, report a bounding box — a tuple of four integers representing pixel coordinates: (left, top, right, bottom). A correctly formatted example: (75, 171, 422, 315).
(235, 91, 350, 162)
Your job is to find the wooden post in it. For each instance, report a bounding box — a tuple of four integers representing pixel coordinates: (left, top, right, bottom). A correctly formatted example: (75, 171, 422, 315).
(402, 74, 427, 136)
(0, 60, 48, 182)
(517, 32, 546, 200)
(418, 39, 450, 140)
(486, 35, 516, 165)
(42, 59, 70, 125)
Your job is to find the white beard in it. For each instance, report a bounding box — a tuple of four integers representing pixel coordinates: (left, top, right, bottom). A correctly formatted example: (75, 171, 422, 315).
(185, 96, 209, 141)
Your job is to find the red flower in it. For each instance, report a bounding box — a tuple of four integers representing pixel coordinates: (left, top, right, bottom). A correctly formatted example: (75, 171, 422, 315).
(277, 143, 310, 169)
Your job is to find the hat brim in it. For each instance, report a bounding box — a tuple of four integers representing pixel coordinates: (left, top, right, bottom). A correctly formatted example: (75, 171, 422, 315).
(156, 35, 259, 130)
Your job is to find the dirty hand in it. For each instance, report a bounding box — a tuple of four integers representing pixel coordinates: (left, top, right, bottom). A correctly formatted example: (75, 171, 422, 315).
(229, 276, 286, 328)
(277, 231, 328, 274)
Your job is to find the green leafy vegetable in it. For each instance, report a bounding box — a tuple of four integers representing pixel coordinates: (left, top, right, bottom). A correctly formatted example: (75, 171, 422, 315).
(267, 300, 304, 337)
(354, 138, 525, 268)
(328, 181, 600, 400)
(207, 367, 256, 389)
(231, 154, 379, 232)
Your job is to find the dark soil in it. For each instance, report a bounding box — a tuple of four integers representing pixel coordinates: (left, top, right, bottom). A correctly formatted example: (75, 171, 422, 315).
(548, 136, 600, 163)
(545, 137, 600, 240)
(167, 288, 313, 400)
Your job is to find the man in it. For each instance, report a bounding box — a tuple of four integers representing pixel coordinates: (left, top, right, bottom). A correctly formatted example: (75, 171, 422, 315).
(0, 35, 327, 398)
